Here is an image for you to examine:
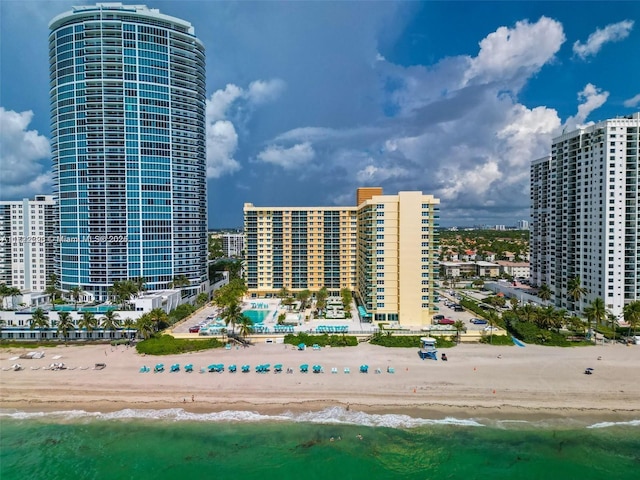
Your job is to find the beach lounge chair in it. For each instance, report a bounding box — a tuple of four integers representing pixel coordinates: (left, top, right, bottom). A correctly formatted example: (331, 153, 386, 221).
(200, 367, 206, 373)
(297, 343, 306, 351)
(228, 364, 237, 373)
(387, 367, 395, 374)
(274, 364, 283, 373)
(331, 367, 338, 374)
(359, 365, 368, 373)
(375, 368, 382, 374)
(154, 363, 164, 373)
(312, 344, 321, 350)
(139, 365, 150, 373)
(312, 364, 323, 373)
(300, 364, 309, 373)
(241, 364, 250, 373)
(225, 344, 232, 350)
(344, 367, 350, 374)
(170, 363, 180, 372)
(185, 364, 193, 373)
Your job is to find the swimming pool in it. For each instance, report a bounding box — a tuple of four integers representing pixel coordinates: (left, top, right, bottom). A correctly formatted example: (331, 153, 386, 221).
(53, 305, 117, 313)
(242, 309, 269, 324)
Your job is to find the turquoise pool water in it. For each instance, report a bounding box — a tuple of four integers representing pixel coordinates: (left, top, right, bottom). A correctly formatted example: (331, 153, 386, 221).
(53, 305, 117, 313)
(243, 309, 269, 324)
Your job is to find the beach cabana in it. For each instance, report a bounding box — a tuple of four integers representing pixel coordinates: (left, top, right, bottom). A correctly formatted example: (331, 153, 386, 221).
(228, 364, 237, 373)
(359, 365, 369, 373)
(312, 364, 323, 373)
(300, 364, 309, 373)
(297, 343, 306, 351)
(154, 363, 164, 373)
(170, 363, 180, 372)
(241, 364, 250, 373)
(274, 364, 283, 373)
(184, 364, 193, 373)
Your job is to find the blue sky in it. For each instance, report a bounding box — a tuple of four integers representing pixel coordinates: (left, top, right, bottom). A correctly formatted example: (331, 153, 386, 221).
(1, 1, 639, 228)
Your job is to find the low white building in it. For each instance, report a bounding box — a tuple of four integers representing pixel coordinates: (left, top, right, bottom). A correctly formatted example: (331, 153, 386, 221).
(131, 289, 182, 313)
(495, 261, 530, 279)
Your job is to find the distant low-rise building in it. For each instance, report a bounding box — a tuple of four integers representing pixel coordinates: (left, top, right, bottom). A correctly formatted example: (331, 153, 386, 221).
(495, 261, 530, 279)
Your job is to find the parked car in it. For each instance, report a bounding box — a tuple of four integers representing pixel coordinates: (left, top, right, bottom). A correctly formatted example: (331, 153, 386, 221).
(437, 318, 455, 325)
(433, 314, 445, 321)
(453, 305, 464, 312)
(470, 318, 488, 325)
(188, 326, 201, 333)
(483, 326, 499, 332)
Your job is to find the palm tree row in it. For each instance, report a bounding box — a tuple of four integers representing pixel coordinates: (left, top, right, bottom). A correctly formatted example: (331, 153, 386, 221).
(0, 283, 22, 310)
(213, 278, 249, 337)
(108, 277, 146, 310)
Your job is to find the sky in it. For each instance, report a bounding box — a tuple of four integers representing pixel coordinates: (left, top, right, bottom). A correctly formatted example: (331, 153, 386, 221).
(1, 1, 639, 228)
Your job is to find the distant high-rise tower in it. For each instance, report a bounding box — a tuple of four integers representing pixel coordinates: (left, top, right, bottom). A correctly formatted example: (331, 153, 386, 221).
(531, 113, 639, 317)
(49, 3, 208, 300)
(0, 196, 56, 293)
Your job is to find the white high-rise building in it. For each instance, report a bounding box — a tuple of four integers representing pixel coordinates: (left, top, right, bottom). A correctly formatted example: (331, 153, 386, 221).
(517, 220, 529, 230)
(222, 234, 244, 257)
(0, 196, 56, 292)
(531, 113, 639, 317)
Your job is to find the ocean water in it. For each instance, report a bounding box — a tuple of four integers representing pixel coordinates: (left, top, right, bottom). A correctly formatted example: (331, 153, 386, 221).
(1, 408, 638, 480)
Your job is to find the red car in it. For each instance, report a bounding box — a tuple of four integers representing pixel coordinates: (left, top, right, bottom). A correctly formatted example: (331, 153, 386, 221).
(188, 326, 200, 333)
(436, 318, 455, 325)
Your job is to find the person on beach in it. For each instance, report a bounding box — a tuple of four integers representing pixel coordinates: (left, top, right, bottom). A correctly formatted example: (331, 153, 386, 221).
(191, 395, 195, 402)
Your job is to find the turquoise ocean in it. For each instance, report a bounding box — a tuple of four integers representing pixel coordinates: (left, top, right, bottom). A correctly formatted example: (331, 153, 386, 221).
(1, 407, 638, 480)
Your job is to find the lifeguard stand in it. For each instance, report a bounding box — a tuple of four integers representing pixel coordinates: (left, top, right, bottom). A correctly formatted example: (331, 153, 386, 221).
(419, 337, 438, 360)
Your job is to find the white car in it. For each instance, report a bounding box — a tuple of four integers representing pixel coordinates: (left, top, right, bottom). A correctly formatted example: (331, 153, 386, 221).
(483, 326, 500, 332)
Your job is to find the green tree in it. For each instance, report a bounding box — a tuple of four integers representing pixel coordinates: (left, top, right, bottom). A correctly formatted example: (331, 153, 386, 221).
(237, 316, 253, 339)
(208, 235, 224, 260)
(147, 308, 169, 332)
(169, 274, 191, 289)
(78, 311, 98, 338)
(56, 311, 75, 344)
(296, 289, 311, 310)
(221, 300, 245, 334)
(340, 288, 352, 311)
(517, 303, 538, 323)
(135, 314, 155, 340)
(484, 310, 500, 344)
(315, 286, 328, 314)
(623, 301, 640, 338)
(30, 308, 50, 341)
(69, 286, 83, 310)
(535, 305, 559, 331)
(121, 317, 137, 339)
(108, 280, 137, 310)
(567, 276, 588, 310)
(607, 312, 618, 344)
(45, 274, 61, 302)
(0, 284, 21, 310)
(538, 284, 552, 303)
(453, 320, 466, 344)
(100, 310, 121, 336)
(196, 292, 209, 308)
(583, 297, 606, 343)
(133, 277, 147, 297)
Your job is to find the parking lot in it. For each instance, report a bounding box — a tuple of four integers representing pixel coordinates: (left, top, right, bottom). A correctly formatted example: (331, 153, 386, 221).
(171, 305, 221, 334)
(435, 291, 497, 333)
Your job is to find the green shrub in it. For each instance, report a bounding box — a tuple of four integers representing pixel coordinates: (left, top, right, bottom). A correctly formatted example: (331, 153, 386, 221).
(509, 321, 570, 346)
(136, 334, 223, 355)
(283, 332, 358, 347)
(479, 335, 513, 345)
(168, 304, 196, 325)
(369, 334, 456, 349)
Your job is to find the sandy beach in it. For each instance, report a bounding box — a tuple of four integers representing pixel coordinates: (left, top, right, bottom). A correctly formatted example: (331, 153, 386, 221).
(1, 342, 639, 421)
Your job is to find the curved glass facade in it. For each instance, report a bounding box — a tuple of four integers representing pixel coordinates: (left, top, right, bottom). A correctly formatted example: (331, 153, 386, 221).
(49, 4, 207, 300)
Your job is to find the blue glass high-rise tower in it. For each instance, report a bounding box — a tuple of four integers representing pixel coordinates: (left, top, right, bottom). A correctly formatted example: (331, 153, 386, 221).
(49, 3, 207, 300)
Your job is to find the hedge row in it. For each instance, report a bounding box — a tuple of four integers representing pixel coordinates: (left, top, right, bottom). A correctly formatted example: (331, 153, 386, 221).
(283, 332, 358, 347)
(136, 334, 224, 355)
(370, 334, 456, 349)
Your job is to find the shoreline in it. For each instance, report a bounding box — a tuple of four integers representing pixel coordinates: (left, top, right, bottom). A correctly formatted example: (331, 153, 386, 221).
(2, 342, 639, 425)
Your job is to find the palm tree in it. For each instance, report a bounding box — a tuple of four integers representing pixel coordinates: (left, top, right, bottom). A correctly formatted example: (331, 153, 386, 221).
(56, 311, 75, 344)
(121, 317, 136, 339)
(169, 274, 190, 289)
(30, 308, 50, 341)
(485, 310, 499, 344)
(340, 288, 352, 311)
(606, 312, 618, 344)
(623, 301, 640, 338)
(315, 286, 328, 314)
(135, 314, 155, 340)
(567, 276, 588, 311)
(45, 274, 61, 302)
(517, 304, 538, 323)
(237, 316, 253, 340)
(100, 310, 121, 337)
(147, 308, 169, 333)
(535, 305, 559, 331)
(0, 283, 21, 310)
(221, 300, 245, 334)
(78, 311, 98, 339)
(583, 297, 606, 343)
(133, 277, 146, 297)
(296, 289, 311, 310)
(453, 320, 466, 344)
(538, 284, 552, 303)
(69, 286, 83, 310)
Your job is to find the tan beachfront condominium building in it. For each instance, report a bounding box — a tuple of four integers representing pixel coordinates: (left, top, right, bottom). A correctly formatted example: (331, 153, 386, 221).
(243, 188, 440, 327)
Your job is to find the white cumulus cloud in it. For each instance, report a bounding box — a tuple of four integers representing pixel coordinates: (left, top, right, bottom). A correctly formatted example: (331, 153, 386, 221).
(257, 142, 315, 169)
(573, 20, 634, 59)
(623, 93, 640, 108)
(205, 79, 286, 178)
(464, 16, 565, 90)
(0, 107, 51, 198)
(564, 83, 609, 131)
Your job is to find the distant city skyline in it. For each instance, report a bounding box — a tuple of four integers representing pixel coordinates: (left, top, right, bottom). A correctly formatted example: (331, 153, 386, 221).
(2, 1, 639, 227)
